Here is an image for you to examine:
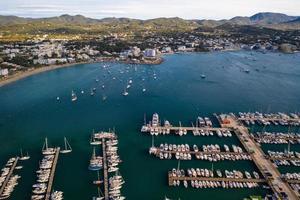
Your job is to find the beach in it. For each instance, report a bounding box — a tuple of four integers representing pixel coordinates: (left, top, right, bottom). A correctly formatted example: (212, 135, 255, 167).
(0, 63, 83, 88)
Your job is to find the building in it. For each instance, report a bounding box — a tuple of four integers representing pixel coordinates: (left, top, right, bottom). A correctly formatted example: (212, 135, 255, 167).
(0, 68, 9, 76)
(144, 49, 156, 58)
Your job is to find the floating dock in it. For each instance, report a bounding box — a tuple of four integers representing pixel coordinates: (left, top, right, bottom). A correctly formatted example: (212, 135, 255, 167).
(102, 138, 109, 200)
(168, 173, 266, 186)
(44, 147, 60, 200)
(0, 157, 19, 198)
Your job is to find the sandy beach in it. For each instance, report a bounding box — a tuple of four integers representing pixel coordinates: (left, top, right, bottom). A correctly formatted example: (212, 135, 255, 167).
(0, 62, 84, 87)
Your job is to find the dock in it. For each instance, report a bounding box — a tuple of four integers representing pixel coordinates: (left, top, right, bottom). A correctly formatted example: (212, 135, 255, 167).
(168, 173, 266, 186)
(0, 157, 19, 198)
(102, 138, 109, 200)
(141, 125, 229, 135)
(151, 148, 249, 156)
(44, 147, 60, 200)
(220, 114, 299, 200)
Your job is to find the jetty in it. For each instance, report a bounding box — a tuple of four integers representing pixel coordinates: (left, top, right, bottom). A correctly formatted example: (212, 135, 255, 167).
(44, 147, 60, 200)
(168, 173, 265, 186)
(0, 157, 19, 198)
(219, 114, 299, 200)
(102, 138, 109, 200)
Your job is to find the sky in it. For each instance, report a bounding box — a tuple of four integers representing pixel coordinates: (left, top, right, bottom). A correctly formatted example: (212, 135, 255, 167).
(0, 0, 299, 20)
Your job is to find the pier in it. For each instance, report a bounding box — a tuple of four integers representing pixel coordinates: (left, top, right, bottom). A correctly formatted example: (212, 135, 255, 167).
(102, 138, 109, 200)
(0, 157, 19, 198)
(141, 125, 229, 135)
(44, 147, 60, 200)
(151, 148, 249, 156)
(168, 173, 266, 186)
(220, 114, 299, 200)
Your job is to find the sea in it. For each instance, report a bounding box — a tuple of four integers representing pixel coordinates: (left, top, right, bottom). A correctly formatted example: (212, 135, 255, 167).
(0, 51, 300, 200)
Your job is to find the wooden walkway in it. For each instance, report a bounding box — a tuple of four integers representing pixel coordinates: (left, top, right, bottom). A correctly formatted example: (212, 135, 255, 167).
(44, 147, 60, 200)
(151, 148, 249, 156)
(269, 157, 300, 161)
(168, 173, 265, 186)
(0, 157, 19, 198)
(102, 138, 109, 200)
(238, 117, 300, 123)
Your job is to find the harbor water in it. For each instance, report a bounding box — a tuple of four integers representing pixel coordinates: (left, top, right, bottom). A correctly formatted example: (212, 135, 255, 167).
(0, 51, 300, 199)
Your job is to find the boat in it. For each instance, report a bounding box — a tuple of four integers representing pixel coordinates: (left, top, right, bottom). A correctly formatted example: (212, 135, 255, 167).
(56, 97, 60, 101)
(201, 74, 206, 79)
(42, 138, 56, 155)
(20, 149, 30, 160)
(142, 88, 146, 92)
(71, 90, 77, 102)
(122, 88, 129, 96)
(81, 90, 84, 94)
(90, 132, 102, 145)
(89, 148, 102, 171)
(102, 95, 107, 101)
(60, 137, 72, 154)
(90, 89, 95, 96)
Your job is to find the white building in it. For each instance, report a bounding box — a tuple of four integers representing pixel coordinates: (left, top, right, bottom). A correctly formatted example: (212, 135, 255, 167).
(0, 68, 9, 76)
(144, 49, 156, 57)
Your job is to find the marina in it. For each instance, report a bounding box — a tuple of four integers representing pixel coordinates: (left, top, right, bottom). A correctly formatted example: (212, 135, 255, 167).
(149, 144, 252, 161)
(0, 52, 300, 199)
(31, 141, 62, 200)
(168, 168, 265, 188)
(90, 131, 125, 200)
(237, 112, 300, 126)
(0, 157, 21, 199)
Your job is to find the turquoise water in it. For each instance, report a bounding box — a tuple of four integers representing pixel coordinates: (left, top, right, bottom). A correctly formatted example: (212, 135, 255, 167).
(0, 51, 300, 200)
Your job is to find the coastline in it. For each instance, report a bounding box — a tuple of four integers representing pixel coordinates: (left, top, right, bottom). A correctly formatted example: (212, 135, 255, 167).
(0, 56, 164, 88)
(0, 62, 88, 88)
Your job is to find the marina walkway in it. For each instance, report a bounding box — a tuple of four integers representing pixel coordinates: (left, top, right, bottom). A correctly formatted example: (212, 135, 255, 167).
(102, 138, 109, 200)
(220, 115, 299, 200)
(151, 148, 249, 156)
(45, 147, 60, 200)
(168, 173, 266, 186)
(0, 157, 19, 198)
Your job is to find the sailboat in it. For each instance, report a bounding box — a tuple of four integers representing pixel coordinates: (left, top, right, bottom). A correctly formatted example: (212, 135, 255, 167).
(42, 137, 56, 155)
(19, 149, 30, 160)
(89, 147, 102, 171)
(71, 90, 77, 101)
(122, 88, 129, 96)
(102, 94, 107, 101)
(60, 137, 72, 154)
(90, 131, 102, 145)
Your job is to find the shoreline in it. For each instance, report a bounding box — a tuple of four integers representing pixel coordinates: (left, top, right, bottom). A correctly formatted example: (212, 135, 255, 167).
(0, 62, 89, 88)
(0, 56, 164, 88)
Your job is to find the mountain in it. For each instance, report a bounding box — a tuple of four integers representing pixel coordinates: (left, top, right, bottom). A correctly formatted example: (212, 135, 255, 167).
(0, 12, 299, 38)
(250, 12, 298, 24)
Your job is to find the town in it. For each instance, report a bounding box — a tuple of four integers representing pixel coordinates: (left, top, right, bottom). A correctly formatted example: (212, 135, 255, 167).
(0, 27, 299, 79)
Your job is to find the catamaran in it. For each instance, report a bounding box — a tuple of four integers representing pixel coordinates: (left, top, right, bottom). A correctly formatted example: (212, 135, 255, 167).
(60, 137, 72, 154)
(42, 138, 56, 155)
(71, 90, 77, 102)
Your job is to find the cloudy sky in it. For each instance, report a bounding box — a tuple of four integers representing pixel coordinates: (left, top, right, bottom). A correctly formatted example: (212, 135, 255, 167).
(0, 0, 299, 20)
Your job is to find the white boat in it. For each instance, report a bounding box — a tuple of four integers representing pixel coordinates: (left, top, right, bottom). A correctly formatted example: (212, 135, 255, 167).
(60, 137, 72, 154)
(19, 149, 30, 160)
(56, 97, 60, 101)
(142, 88, 146, 92)
(71, 90, 77, 101)
(42, 138, 56, 155)
(122, 88, 129, 96)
